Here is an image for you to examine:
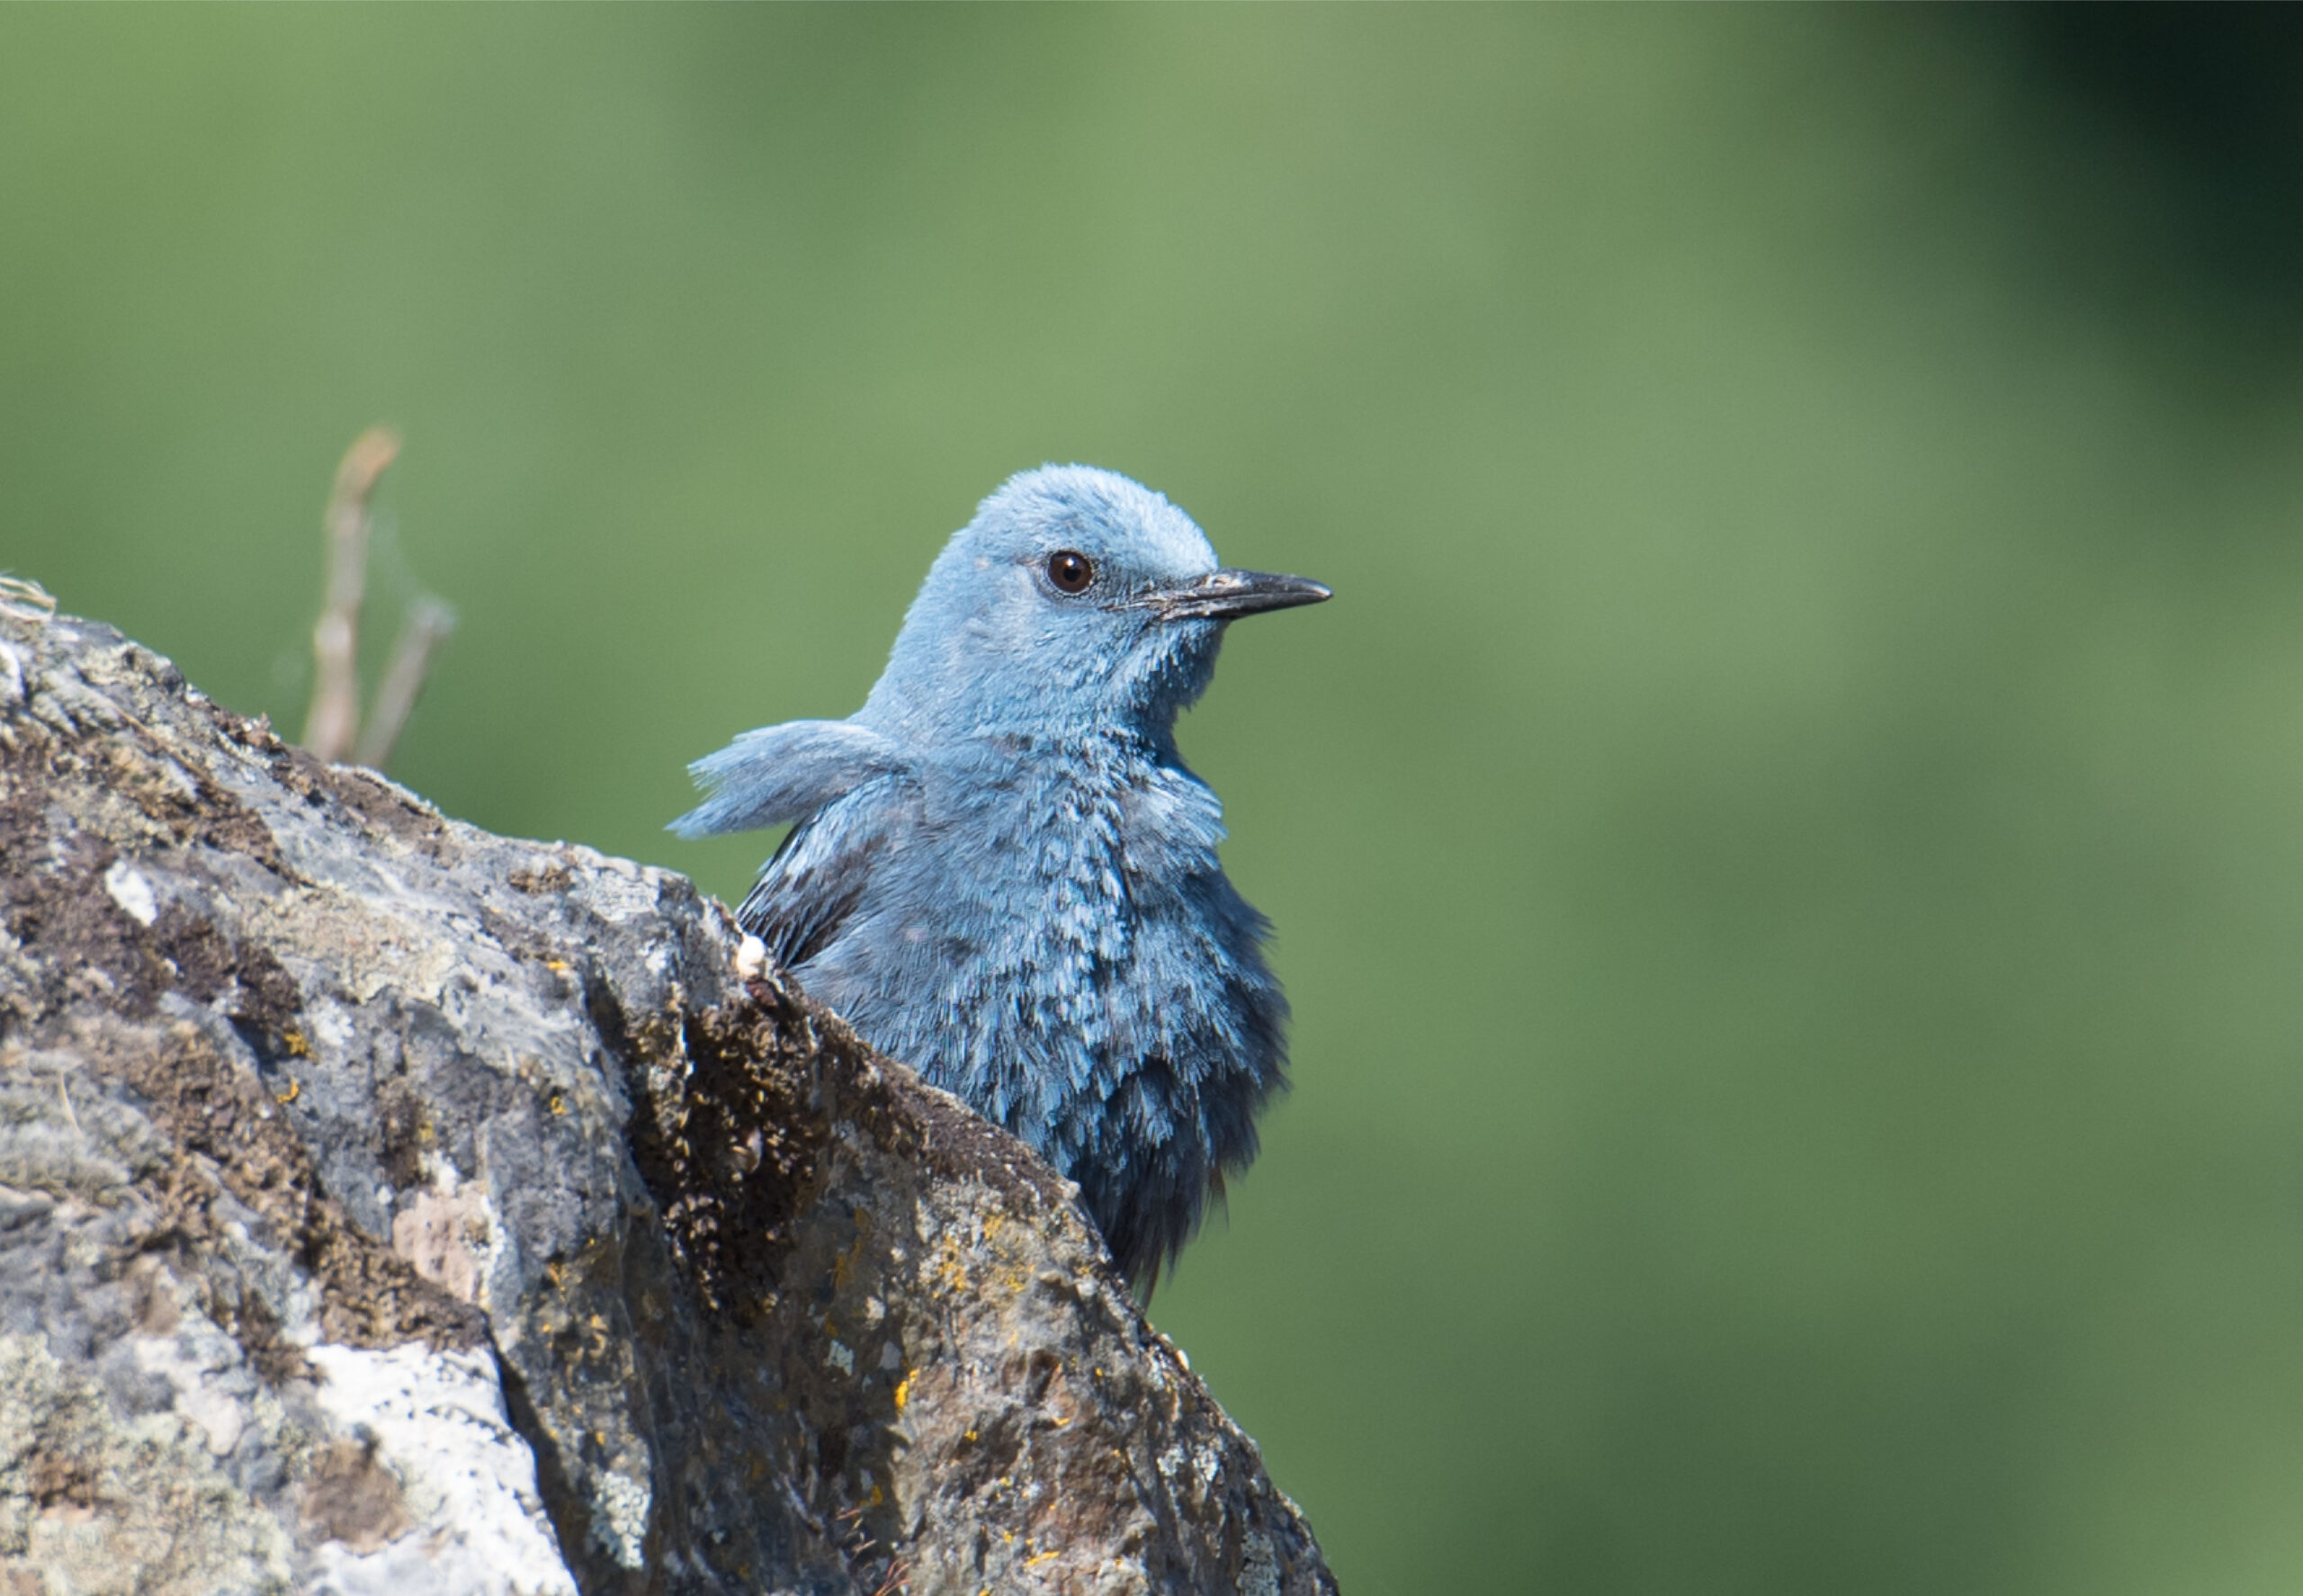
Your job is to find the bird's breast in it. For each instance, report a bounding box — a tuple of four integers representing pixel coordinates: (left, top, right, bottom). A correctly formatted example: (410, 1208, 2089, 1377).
(892, 748, 1223, 963)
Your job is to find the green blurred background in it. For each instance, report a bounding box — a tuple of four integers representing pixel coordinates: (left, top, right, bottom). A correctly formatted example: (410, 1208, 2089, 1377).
(8, 8, 2303, 1592)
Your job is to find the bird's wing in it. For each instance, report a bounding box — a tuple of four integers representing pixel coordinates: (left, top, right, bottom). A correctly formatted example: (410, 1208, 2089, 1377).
(735, 776, 910, 972)
(668, 719, 909, 838)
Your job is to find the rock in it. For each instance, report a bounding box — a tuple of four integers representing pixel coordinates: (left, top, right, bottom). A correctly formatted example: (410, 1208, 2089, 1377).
(0, 604, 1333, 1596)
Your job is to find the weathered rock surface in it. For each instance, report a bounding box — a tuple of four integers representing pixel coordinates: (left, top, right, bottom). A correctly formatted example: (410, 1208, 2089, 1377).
(0, 602, 1333, 1596)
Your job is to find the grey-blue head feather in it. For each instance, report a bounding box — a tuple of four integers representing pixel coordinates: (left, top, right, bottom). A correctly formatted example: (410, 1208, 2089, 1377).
(861, 465, 1232, 745)
(673, 464, 1328, 1287)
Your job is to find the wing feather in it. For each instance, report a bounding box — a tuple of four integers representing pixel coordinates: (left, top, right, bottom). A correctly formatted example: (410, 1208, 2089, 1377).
(736, 778, 903, 972)
(669, 719, 907, 839)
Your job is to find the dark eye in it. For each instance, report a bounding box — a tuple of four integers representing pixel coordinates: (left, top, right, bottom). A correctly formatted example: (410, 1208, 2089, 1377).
(1046, 550, 1095, 594)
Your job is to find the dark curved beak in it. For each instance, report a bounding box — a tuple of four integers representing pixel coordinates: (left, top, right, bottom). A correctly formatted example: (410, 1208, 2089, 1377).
(1141, 569, 1332, 622)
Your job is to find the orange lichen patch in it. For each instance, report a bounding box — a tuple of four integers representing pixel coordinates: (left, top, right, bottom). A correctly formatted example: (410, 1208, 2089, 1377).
(831, 1233, 867, 1291)
(933, 1233, 972, 1295)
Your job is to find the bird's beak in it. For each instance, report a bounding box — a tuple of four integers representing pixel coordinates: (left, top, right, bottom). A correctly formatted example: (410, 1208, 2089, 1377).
(1139, 569, 1332, 622)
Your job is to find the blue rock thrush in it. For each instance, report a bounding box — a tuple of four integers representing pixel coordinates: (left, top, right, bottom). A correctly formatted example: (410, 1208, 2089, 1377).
(673, 465, 1328, 1287)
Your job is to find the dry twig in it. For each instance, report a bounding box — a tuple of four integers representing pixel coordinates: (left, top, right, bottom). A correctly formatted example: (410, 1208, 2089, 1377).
(297, 428, 454, 771)
(301, 427, 400, 761)
(352, 596, 457, 770)
(0, 575, 58, 624)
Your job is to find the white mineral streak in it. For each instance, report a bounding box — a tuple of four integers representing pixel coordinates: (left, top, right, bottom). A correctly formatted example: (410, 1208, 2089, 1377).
(580, 871, 659, 924)
(1242, 1529, 1283, 1596)
(589, 1467, 653, 1570)
(131, 1314, 255, 1457)
(569, 850, 660, 923)
(309, 1000, 357, 1053)
(735, 932, 770, 982)
(102, 860, 158, 926)
(303, 1342, 577, 1596)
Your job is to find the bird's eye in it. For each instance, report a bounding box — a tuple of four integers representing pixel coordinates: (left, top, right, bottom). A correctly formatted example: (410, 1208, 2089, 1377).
(1046, 551, 1095, 595)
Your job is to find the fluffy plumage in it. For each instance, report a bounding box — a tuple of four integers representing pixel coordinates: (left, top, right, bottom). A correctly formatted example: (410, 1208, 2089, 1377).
(674, 465, 1327, 1286)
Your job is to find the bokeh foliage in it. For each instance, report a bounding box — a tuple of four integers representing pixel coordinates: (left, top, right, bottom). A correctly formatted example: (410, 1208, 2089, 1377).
(8, 9, 2303, 1593)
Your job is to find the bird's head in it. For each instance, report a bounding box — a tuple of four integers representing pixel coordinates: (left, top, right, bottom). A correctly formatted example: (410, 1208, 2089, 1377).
(862, 465, 1328, 743)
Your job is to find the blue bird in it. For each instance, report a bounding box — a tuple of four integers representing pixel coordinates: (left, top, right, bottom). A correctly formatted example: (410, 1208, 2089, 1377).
(673, 465, 1328, 1287)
